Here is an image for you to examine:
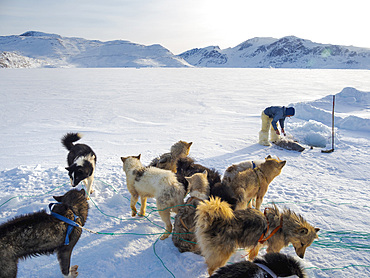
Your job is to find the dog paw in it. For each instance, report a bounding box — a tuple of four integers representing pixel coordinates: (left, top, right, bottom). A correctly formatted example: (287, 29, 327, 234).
(160, 233, 170, 240)
(131, 211, 137, 217)
(64, 265, 78, 277)
(70, 265, 79, 277)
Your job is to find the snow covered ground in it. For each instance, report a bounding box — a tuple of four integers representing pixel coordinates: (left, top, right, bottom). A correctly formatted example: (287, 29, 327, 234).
(0, 68, 369, 278)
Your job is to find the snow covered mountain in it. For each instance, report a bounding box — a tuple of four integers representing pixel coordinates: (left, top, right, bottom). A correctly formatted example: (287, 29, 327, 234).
(179, 36, 370, 69)
(0, 31, 191, 68)
(2, 32, 370, 69)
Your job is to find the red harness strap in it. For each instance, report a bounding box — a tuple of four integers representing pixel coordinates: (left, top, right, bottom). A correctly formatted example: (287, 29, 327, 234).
(258, 208, 283, 244)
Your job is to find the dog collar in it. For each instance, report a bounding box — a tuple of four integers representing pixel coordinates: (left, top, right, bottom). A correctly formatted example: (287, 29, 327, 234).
(49, 203, 80, 245)
(255, 263, 299, 278)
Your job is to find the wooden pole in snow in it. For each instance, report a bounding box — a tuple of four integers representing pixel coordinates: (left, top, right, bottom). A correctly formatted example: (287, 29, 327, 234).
(322, 95, 335, 153)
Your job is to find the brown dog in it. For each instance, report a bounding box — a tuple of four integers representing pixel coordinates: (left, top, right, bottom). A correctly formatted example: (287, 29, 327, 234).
(149, 140, 193, 173)
(226, 157, 286, 210)
(195, 197, 319, 275)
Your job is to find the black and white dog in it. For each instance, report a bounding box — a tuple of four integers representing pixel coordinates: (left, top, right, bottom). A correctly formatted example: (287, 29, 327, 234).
(62, 133, 96, 199)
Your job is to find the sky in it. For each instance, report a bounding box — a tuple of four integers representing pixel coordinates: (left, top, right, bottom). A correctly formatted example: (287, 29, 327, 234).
(0, 0, 369, 54)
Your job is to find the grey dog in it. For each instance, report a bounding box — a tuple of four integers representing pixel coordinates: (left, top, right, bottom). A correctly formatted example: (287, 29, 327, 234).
(0, 188, 89, 278)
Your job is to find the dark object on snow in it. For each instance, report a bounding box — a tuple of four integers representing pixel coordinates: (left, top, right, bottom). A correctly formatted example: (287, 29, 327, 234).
(322, 95, 335, 153)
(273, 138, 305, 152)
(210, 252, 307, 278)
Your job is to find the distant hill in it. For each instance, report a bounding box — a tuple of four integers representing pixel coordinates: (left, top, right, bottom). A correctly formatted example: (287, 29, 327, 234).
(179, 36, 370, 69)
(0, 31, 191, 68)
(2, 32, 370, 69)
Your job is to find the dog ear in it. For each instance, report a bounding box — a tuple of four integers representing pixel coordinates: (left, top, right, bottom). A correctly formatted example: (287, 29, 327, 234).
(120, 157, 126, 163)
(202, 170, 208, 176)
(159, 156, 169, 164)
(280, 161, 287, 168)
(188, 142, 193, 146)
(81, 188, 86, 195)
(266, 155, 272, 159)
(137, 154, 141, 160)
(315, 228, 320, 233)
(53, 195, 63, 202)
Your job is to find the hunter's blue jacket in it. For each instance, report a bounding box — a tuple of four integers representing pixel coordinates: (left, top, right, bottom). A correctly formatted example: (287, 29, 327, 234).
(263, 106, 289, 130)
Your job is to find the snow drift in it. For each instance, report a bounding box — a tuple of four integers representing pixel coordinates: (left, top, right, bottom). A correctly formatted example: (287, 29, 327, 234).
(288, 87, 370, 148)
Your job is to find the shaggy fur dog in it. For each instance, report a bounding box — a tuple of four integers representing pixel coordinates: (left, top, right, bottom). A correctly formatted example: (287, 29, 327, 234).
(176, 157, 237, 209)
(120, 154, 186, 240)
(0, 189, 89, 278)
(176, 157, 220, 191)
(226, 157, 286, 210)
(195, 197, 319, 275)
(172, 170, 209, 254)
(149, 140, 193, 173)
(62, 133, 96, 199)
(210, 252, 307, 278)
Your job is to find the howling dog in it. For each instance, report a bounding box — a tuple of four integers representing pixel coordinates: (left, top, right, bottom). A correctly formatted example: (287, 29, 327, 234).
(195, 197, 319, 275)
(149, 140, 193, 173)
(172, 170, 209, 254)
(121, 154, 186, 240)
(210, 252, 307, 278)
(0, 189, 89, 278)
(225, 156, 286, 210)
(62, 133, 96, 199)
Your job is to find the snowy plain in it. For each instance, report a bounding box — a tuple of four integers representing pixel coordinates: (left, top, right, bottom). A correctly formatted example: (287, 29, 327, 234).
(0, 68, 369, 278)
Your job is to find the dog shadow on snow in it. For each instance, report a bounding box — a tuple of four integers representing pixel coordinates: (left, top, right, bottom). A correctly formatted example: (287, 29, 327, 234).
(200, 143, 303, 172)
(199, 144, 268, 170)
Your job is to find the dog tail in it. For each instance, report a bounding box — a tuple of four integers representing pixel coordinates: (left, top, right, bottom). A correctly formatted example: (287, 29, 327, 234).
(196, 196, 234, 228)
(61, 132, 82, 150)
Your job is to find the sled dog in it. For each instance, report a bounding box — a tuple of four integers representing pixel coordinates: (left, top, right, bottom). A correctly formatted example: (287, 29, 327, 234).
(172, 170, 209, 254)
(0, 189, 89, 278)
(149, 140, 193, 173)
(195, 197, 319, 275)
(176, 157, 220, 192)
(226, 156, 286, 210)
(121, 154, 186, 240)
(210, 252, 307, 278)
(62, 132, 96, 199)
(176, 157, 237, 209)
(222, 155, 277, 186)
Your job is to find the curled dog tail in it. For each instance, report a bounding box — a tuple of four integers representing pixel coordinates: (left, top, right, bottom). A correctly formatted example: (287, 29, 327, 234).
(61, 133, 82, 150)
(196, 197, 234, 228)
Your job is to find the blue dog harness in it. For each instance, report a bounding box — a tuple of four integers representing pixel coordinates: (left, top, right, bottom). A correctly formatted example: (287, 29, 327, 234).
(252, 161, 256, 169)
(49, 203, 80, 245)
